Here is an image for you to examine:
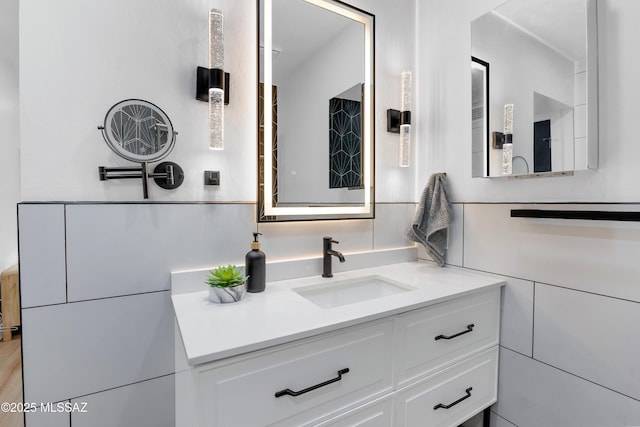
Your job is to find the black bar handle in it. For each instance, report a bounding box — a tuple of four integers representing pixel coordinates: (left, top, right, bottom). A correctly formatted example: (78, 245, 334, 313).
(435, 324, 475, 341)
(433, 387, 473, 410)
(511, 209, 640, 222)
(274, 368, 349, 398)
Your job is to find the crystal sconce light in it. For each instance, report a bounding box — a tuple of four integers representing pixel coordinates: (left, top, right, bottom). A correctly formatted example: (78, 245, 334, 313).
(196, 9, 230, 150)
(387, 70, 412, 167)
(502, 103, 513, 175)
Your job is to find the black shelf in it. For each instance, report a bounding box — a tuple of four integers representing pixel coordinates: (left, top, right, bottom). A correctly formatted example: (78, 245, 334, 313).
(510, 209, 640, 222)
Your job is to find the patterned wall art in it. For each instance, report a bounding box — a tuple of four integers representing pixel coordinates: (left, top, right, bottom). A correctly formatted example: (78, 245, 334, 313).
(258, 83, 278, 221)
(329, 97, 363, 189)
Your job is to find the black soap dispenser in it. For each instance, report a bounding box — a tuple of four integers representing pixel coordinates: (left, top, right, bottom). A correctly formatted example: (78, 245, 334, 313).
(246, 232, 266, 293)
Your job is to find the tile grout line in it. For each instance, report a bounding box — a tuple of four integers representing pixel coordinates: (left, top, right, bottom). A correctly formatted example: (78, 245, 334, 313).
(64, 204, 69, 304)
(531, 282, 536, 358)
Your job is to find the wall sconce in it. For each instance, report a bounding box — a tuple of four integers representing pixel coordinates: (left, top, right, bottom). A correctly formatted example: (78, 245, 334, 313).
(387, 70, 412, 167)
(196, 9, 230, 150)
(502, 103, 513, 174)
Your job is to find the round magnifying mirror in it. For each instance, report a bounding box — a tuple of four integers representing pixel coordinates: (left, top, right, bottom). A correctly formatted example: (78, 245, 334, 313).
(100, 99, 177, 163)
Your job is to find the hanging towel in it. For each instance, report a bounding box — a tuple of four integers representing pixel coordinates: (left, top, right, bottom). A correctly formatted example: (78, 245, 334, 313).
(407, 173, 452, 266)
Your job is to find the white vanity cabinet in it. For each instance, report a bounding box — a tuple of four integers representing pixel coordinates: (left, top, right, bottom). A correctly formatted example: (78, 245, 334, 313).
(179, 287, 501, 427)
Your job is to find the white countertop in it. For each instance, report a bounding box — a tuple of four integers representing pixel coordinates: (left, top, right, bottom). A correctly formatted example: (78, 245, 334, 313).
(172, 261, 505, 366)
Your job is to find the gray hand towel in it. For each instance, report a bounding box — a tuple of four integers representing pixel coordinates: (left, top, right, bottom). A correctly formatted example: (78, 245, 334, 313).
(407, 173, 453, 266)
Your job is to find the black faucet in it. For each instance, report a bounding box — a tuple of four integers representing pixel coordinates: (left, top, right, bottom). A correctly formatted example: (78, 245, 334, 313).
(322, 236, 345, 278)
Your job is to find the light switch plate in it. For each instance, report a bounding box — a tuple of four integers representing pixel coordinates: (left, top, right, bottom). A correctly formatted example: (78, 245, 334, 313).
(204, 170, 220, 186)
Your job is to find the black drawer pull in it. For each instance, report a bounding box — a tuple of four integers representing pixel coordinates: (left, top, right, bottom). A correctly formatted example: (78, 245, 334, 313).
(274, 368, 350, 398)
(435, 324, 475, 341)
(433, 387, 473, 410)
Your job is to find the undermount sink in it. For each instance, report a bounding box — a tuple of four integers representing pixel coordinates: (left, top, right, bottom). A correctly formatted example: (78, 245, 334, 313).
(293, 275, 416, 309)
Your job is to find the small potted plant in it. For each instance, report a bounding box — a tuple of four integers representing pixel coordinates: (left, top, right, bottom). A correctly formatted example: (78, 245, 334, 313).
(206, 265, 249, 303)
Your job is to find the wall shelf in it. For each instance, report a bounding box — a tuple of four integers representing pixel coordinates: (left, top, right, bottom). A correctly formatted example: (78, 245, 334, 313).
(510, 209, 640, 222)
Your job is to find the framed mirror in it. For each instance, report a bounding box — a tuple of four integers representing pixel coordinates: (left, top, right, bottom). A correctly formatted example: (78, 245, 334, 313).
(471, 0, 598, 178)
(258, 0, 375, 221)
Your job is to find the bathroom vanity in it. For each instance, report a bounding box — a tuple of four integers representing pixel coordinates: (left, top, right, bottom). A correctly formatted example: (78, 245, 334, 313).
(173, 262, 504, 426)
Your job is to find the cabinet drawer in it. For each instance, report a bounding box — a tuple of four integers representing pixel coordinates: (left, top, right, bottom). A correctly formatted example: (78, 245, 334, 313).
(394, 346, 498, 427)
(394, 288, 500, 386)
(310, 395, 393, 427)
(195, 320, 394, 427)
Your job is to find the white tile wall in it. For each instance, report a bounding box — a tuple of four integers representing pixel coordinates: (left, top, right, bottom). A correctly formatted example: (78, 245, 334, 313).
(22, 291, 173, 404)
(25, 403, 70, 427)
(71, 375, 174, 427)
(65, 203, 255, 301)
(460, 411, 518, 427)
(574, 71, 587, 106)
(534, 283, 640, 401)
(373, 203, 417, 250)
(463, 202, 640, 426)
(18, 204, 66, 307)
(490, 413, 517, 427)
(171, 247, 418, 295)
(574, 137, 588, 170)
(447, 203, 464, 266)
(258, 217, 373, 261)
(463, 203, 640, 303)
(495, 347, 640, 427)
(574, 104, 588, 139)
(499, 277, 534, 357)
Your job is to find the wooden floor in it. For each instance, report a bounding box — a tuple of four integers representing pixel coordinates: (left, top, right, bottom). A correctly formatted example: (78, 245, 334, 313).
(0, 333, 24, 427)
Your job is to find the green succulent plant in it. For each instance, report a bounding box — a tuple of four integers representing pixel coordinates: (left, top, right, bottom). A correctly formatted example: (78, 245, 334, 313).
(206, 265, 249, 288)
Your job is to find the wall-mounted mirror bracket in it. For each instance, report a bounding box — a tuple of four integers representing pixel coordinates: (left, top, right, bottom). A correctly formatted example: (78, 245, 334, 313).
(98, 161, 184, 199)
(196, 67, 230, 105)
(97, 99, 182, 199)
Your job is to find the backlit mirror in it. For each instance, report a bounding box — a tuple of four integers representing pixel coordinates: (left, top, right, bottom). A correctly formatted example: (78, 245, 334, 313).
(471, 0, 598, 178)
(258, 0, 375, 221)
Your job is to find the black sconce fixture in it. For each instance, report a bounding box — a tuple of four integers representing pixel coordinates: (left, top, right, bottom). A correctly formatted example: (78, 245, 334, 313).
(196, 67, 230, 105)
(386, 109, 411, 133)
(492, 131, 513, 149)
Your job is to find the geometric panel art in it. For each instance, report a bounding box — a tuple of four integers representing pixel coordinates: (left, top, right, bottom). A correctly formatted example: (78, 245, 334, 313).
(329, 97, 363, 189)
(258, 83, 278, 221)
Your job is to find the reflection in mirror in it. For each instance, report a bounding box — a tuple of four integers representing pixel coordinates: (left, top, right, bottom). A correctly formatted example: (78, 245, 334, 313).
(471, 57, 489, 177)
(101, 99, 176, 163)
(258, 0, 374, 221)
(471, 0, 598, 178)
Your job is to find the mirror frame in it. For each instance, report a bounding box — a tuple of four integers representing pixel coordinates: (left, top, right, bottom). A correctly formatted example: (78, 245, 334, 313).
(257, 0, 375, 221)
(471, 56, 490, 177)
(471, 0, 599, 179)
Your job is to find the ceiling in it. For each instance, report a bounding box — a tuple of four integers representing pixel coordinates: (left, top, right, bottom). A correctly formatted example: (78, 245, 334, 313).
(492, 0, 587, 62)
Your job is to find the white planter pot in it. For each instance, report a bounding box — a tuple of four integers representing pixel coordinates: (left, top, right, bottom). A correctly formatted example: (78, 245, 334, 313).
(208, 283, 247, 303)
